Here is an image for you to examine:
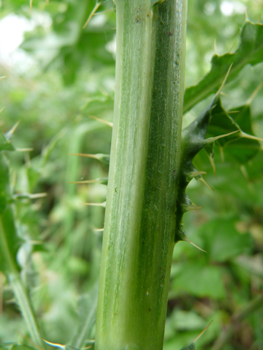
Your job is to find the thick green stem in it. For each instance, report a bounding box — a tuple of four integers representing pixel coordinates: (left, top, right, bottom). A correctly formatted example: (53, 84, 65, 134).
(95, 1, 187, 349)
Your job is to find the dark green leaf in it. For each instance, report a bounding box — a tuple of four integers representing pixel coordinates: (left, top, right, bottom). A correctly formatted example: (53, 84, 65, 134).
(207, 99, 261, 163)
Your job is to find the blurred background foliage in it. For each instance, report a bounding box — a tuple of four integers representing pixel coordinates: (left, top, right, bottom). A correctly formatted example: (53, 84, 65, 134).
(0, 0, 263, 349)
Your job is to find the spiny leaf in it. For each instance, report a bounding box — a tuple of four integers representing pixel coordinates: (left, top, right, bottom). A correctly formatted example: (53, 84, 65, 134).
(206, 98, 261, 163)
(184, 21, 263, 112)
(175, 69, 262, 243)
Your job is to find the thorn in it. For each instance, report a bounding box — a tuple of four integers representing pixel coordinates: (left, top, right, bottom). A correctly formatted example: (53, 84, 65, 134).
(184, 236, 206, 253)
(219, 147, 225, 162)
(16, 148, 34, 152)
(93, 228, 104, 232)
(0, 107, 5, 113)
(240, 131, 263, 142)
(227, 110, 239, 114)
(14, 193, 47, 200)
(68, 177, 108, 185)
(240, 165, 249, 181)
(228, 40, 237, 54)
(187, 205, 204, 211)
(89, 115, 113, 127)
(29, 193, 47, 199)
(68, 179, 98, 184)
(206, 130, 239, 143)
(43, 339, 65, 349)
(82, 202, 106, 208)
(0, 76, 7, 80)
(94, 8, 116, 15)
(245, 9, 248, 22)
(193, 321, 213, 343)
(246, 82, 263, 105)
(190, 170, 206, 177)
(199, 177, 214, 191)
(30, 0, 33, 11)
(209, 153, 217, 178)
(10, 121, 20, 134)
(217, 63, 233, 96)
(83, 2, 102, 29)
(69, 153, 110, 164)
(213, 39, 216, 54)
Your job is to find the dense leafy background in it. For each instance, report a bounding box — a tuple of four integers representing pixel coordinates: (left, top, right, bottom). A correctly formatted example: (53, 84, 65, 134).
(0, 1, 263, 350)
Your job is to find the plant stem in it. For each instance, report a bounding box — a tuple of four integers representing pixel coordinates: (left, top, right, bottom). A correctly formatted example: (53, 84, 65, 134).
(95, 1, 187, 349)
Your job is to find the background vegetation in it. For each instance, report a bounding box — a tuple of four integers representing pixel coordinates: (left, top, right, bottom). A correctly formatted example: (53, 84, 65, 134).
(0, 0, 263, 349)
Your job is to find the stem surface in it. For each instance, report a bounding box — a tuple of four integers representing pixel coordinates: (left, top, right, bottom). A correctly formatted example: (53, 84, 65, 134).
(96, 1, 187, 349)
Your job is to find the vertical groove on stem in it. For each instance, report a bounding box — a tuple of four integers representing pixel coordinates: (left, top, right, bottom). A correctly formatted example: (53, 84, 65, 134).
(95, 1, 187, 349)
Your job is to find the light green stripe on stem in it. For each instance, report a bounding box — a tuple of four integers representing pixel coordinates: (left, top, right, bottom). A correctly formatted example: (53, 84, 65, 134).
(95, 1, 187, 350)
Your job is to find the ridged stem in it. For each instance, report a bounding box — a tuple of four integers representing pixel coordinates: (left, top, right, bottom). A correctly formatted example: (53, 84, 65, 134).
(95, 1, 187, 349)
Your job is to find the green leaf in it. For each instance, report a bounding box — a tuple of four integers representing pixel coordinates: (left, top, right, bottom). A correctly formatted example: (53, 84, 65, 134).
(184, 21, 263, 112)
(244, 150, 263, 181)
(198, 217, 254, 262)
(21, 0, 115, 84)
(207, 99, 261, 163)
(171, 310, 205, 331)
(171, 261, 225, 299)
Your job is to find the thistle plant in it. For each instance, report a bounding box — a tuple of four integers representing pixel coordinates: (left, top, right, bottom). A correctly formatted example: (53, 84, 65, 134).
(94, 1, 263, 350)
(1, 1, 263, 350)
